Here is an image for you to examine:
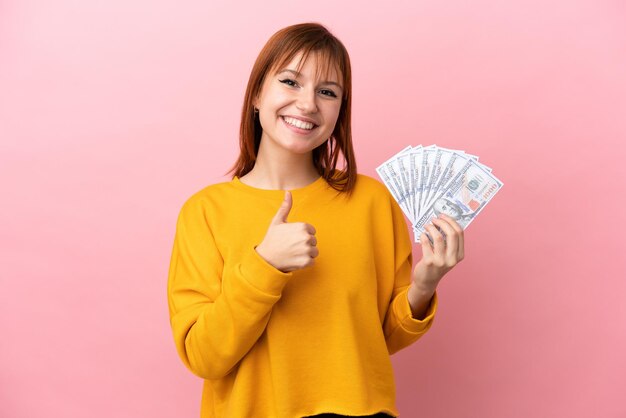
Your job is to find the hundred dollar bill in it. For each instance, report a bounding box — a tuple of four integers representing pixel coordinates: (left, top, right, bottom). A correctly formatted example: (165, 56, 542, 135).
(422, 148, 459, 208)
(417, 145, 437, 220)
(402, 147, 423, 223)
(421, 145, 444, 214)
(389, 145, 423, 223)
(423, 149, 474, 209)
(413, 159, 503, 242)
(395, 146, 417, 220)
(375, 145, 413, 220)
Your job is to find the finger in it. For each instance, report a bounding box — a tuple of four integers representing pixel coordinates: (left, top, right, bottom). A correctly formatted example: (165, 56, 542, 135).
(271, 191, 292, 225)
(304, 223, 316, 235)
(420, 232, 433, 258)
(439, 214, 465, 260)
(457, 230, 464, 260)
(432, 217, 459, 260)
(308, 235, 317, 246)
(309, 246, 319, 258)
(425, 223, 445, 256)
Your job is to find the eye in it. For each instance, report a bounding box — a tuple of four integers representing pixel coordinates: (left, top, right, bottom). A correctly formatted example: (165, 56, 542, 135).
(279, 78, 298, 87)
(319, 89, 338, 98)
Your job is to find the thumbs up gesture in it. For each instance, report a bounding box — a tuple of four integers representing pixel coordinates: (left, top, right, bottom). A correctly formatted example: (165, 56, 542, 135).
(255, 191, 319, 273)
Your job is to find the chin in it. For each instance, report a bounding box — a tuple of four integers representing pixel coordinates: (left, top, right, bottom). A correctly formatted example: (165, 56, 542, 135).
(283, 145, 317, 155)
(281, 138, 326, 153)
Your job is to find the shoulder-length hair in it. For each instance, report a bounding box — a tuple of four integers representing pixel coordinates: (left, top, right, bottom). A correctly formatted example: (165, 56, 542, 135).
(225, 22, 357, 195)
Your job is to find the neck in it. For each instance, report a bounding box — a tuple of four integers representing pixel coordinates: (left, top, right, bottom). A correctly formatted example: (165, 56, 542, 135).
(242, 137, 321, 190)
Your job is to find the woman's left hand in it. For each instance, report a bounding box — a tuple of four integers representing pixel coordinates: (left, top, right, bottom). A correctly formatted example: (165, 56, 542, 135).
(412, 213, 465, 293)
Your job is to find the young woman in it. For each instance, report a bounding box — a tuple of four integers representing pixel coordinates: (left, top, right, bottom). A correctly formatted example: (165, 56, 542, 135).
(167, 22, 464, 418)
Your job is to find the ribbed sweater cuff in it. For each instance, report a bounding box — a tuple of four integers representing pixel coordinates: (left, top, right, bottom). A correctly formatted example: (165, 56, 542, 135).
(237, 245, 294, 297)
(395, 288, 438, 333)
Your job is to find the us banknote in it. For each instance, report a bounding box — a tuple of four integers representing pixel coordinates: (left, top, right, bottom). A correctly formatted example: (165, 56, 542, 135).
(376, 145, 503, 243)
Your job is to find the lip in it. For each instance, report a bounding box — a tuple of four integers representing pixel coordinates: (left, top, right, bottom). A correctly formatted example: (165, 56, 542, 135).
(281, 114, 319, 125)
(280, 115, 319, 135)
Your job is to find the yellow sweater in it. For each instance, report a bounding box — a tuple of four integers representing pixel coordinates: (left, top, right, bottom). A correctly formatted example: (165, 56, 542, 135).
(167, 173, 438, 418)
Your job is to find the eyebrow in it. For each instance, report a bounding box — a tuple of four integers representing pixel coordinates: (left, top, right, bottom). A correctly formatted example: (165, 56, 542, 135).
(277, 69, 343, 91)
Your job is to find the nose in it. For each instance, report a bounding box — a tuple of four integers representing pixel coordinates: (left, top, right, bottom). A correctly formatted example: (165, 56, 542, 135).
(296, 87, 318, 113)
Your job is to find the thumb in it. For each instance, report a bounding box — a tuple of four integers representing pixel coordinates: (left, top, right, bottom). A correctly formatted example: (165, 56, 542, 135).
(271, 190, 292, 225)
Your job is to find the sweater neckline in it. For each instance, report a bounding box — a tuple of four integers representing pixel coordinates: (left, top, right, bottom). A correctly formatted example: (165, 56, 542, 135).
(231, 175, 328, 199)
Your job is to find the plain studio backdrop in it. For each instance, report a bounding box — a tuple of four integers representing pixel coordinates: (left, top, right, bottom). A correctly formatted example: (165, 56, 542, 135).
(1, 1, 625, 417)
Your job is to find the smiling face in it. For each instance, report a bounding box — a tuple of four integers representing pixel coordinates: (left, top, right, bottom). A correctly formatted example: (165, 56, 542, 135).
(253, 50, 343, 156)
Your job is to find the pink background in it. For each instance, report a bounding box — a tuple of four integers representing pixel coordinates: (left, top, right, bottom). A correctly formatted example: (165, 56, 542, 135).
(1, 0, 625, 417)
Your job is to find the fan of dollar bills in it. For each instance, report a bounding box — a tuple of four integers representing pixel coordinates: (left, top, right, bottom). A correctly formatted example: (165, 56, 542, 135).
(376, 145, 503, 243)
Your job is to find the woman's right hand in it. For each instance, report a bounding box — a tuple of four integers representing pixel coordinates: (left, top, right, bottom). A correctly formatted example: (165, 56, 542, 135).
(255, 191, 319, 273)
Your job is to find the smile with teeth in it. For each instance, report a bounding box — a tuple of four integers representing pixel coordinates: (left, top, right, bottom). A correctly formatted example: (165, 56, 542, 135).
(281, 116, 317, 130)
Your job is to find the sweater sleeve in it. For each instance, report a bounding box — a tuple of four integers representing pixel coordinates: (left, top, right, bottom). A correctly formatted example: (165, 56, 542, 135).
(383, 194, 438, 355)
(167, 196, 293, 380)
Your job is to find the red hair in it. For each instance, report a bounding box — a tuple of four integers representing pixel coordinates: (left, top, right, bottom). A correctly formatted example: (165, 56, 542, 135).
(225, 22, 357, 195)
